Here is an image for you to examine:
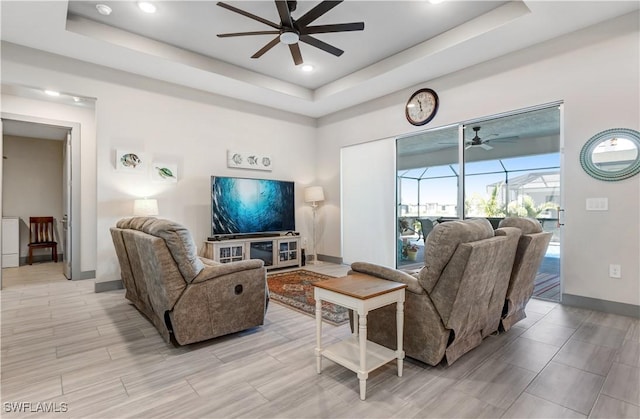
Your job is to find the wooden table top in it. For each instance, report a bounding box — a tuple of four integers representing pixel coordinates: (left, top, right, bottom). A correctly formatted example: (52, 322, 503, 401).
(313, 273, 407, 300)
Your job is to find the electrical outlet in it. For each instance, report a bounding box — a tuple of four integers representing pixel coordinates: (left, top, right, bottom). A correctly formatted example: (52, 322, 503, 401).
(302, 237, 308, 248)
(609, 264, 621, 278)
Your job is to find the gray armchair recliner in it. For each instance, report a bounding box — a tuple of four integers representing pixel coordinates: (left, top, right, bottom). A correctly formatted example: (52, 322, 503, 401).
(350, 218, 521, 366)
(110, 217, 268, 345)
(498, 217, 553, 331)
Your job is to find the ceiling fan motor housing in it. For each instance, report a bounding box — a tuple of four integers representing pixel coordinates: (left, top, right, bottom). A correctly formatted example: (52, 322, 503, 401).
(471, 127, 483, 145)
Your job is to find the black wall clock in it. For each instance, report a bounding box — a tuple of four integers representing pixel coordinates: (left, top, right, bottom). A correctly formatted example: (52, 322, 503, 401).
(405, 88, 439, 126)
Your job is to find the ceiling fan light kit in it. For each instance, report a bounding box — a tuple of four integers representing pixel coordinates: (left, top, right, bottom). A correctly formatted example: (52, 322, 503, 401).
(467, 126, 493, 150)
(216, 0, 365, 66)
(279, 31, 299, 45)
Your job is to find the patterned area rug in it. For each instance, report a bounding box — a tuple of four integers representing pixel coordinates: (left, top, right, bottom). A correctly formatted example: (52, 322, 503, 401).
(267, 270, 349, 326)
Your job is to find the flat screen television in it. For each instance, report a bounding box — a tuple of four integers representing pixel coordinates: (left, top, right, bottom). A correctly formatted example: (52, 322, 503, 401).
(211, 176, 295, 236)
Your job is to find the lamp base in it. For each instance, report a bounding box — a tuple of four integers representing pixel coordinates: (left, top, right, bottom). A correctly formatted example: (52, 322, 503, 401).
(308, 253, 324, 265)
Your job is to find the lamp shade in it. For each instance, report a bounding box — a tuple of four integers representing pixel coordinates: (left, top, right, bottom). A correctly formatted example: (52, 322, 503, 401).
(304, 186, 325, 203)
(133, 198, 159, 216)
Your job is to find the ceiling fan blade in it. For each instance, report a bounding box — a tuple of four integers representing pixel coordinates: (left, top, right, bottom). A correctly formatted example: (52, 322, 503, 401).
(465, 145, 472, 150)
(300, 35, 343, 56)
(480, 144, 494, 150)
(251, 36, 281, 59)
(289, 43, 303, 65)
(217, 31, 280, 38)
(217, 2, 281, 30)
(302, 22, 364, 35)
(488, 135, 520, 143)
(275, 0, 294, 28)
(295, 0, 342, 27)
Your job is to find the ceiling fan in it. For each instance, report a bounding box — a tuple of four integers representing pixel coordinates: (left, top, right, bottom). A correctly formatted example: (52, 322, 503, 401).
(465, 126, 519, 151)
(466, 126, 496, 150)
(216, 1, 365, 66)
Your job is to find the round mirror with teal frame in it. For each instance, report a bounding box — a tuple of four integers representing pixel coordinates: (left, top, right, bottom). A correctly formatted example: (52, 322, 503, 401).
(580, 128, 640, 181)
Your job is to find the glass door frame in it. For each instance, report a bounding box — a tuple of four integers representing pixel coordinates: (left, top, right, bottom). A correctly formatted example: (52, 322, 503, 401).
(396, 101, 564, 302)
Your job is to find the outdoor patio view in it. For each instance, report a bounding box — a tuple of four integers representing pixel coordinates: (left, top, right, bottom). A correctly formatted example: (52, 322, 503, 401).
(396, 106, 562, 301)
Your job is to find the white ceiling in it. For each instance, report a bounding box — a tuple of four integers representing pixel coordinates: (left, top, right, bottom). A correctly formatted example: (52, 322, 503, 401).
(65, 0, 508, 89)
(1, 1, 639, 118)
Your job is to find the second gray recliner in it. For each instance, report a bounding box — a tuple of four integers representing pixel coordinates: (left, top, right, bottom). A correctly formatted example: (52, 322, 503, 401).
(350, 218, 520, 366)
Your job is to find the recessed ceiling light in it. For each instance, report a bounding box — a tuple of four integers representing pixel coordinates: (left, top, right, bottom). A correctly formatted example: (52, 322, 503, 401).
(73, 97, 81, 102)
(429, 0, 446, 4)
(137, 2, 157, 14)
(44, 90, 60, 97)
(95, 4, 112, 16)
(301, 64, 314, 72)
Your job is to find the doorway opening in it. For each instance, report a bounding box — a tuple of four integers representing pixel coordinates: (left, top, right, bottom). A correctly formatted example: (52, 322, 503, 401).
(1, 117, 78, 288)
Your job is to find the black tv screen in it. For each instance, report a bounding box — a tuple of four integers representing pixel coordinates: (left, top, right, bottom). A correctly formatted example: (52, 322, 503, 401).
(211, 176, 295, 235)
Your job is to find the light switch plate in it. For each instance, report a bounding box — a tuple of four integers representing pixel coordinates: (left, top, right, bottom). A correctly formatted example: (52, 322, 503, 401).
(586, 197, 608, 211)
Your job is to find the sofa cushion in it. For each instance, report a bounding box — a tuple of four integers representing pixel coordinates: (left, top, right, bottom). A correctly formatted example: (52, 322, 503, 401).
(116, 216, 204, 282)
(498, 217, 543, 234)
(419, 218, 494, 292)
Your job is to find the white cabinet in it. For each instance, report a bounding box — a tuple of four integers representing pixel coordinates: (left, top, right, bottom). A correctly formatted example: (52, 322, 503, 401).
(212, 242, 246, 264)
(205, 235, 301, 270)
(277, 239, 299, 266)
(2, 217, 20, 267)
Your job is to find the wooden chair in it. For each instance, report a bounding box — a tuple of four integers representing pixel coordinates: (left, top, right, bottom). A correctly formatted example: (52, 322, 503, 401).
(28, 217, 58, 265)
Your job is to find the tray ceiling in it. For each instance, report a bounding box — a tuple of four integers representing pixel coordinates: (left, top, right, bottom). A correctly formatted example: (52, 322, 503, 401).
(1, 1, 638, 117)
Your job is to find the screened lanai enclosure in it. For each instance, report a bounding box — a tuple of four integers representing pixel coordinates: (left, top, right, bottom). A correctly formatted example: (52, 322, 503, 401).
(397, 105, 562, 301)
(398, 159, 560, 221)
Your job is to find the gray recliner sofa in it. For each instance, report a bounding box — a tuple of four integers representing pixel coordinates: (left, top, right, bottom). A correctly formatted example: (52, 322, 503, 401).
(350, 218, 521, 366)
(110, 217, 268, 345)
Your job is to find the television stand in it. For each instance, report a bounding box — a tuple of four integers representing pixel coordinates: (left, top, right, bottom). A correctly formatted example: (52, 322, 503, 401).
(203, 234, 301, 270)
(209, 233, 274, 241)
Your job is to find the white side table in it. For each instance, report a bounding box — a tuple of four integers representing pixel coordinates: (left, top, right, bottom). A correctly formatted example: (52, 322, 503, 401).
(313, 273, 407, 400)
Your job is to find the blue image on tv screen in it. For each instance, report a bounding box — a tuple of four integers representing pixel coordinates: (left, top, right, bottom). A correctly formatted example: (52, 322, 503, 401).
(211, 176, 295, 235)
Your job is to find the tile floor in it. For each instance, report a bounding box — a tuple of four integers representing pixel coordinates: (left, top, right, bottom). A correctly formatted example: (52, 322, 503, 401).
(1, 262, 638, 418)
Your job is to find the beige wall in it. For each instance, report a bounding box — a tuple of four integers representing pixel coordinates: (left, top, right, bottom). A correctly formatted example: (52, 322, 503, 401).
(0, 44, 318, 285)
(2, 135, 63, 259)
(316, 12, 640, 306)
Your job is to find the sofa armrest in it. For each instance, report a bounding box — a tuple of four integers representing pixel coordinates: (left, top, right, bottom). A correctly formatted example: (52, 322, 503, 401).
(199, 256, 220, 266)
(350, 262, 424, 295)
(191, 259, 265, 283)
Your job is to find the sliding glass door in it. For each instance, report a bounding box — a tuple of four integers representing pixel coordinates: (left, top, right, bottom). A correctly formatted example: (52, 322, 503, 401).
(397, 126, 459, 267)
(397, 104, 562, 301)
